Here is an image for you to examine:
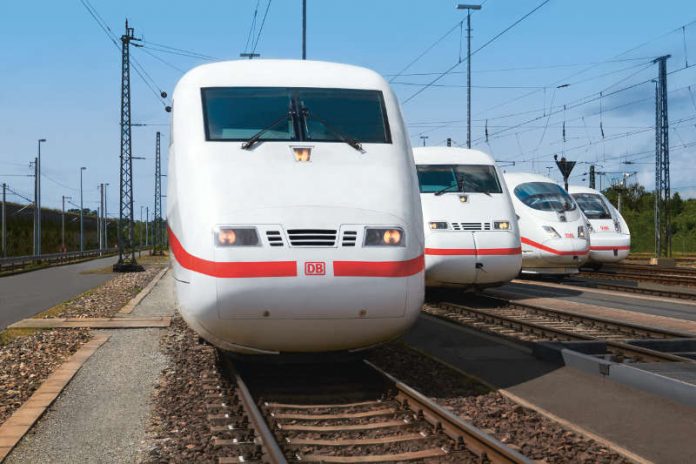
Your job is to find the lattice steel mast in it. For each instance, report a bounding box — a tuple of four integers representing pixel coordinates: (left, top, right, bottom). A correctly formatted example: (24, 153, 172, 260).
(152, 131, 164, 255)
(654, 55, 671, 258)
(114, 20, 143, 272)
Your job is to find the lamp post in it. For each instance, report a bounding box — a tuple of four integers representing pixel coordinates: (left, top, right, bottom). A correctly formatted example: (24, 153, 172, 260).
(37, 138, 46, 255)
(140, 205, 144, 256)
(456, 4, 481, 149)
(420, 135, 429, 147)
(80, 167, 86, 252)
(62, 195, 72, 253)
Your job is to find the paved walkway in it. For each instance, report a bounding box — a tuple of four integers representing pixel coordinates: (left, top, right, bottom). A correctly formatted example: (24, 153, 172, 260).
(5, 271, 175, 464)
(404, 314, 696, 463)
(0, 256, 118, 330)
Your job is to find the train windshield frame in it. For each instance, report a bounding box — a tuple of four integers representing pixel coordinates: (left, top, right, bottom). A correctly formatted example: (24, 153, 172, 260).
(201, 87, 392, 144)
(571, 193, 612, 219)
(416, 164, 503, 194)
(514, 182, 577, 212)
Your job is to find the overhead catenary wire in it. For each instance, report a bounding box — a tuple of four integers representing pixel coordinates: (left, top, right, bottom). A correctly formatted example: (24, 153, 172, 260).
(402, 0, 553, 104)
(388, 20, 464, 83)
(251, 0, 273, 54)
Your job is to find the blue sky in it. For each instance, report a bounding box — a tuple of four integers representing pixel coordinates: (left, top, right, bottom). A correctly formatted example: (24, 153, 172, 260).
(1, 0, 696, 217)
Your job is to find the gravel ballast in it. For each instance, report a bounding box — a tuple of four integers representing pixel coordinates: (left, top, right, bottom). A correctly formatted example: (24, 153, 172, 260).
(44, 266, 162, 318)
(142, 316, 241, 464)
(367, 343, 631, 463)
(0, 329, 92, 425)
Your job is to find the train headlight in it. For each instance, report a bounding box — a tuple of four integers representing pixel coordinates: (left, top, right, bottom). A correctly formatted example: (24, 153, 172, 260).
(215, 227, 259, 247)
(428, 222, 448, 230)
(577, 225, 586, 239)
(364, 227, 405, 246)
(542, 226, 561, 239)
(614, 220, 621, 232)
(494, 221, 511, 230)
(292, 147, 312, 162)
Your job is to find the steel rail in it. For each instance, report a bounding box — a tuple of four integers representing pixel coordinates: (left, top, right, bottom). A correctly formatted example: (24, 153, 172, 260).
(230, 367, 288, 464)
(222, 355, 533, 463)
(525, 275, 696, 301)
(479, 294, 695, 339)
(366, 361, 533, 464)
(580, 270, 696, 287)
(431, 301, 696, 364)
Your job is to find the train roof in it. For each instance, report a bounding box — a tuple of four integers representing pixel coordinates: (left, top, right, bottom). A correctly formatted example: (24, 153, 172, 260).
(503, 171, 562, 188)
(173, 59, 391, 94)
(412, 147, 496, 165)
(568, 185, 601, 195)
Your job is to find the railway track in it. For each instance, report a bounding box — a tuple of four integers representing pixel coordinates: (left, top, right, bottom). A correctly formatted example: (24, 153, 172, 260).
(523, 274, 696, 301)
(212, 354, 531, 464)
(424, 295, 696, 364)
(580, 267, 696, 288)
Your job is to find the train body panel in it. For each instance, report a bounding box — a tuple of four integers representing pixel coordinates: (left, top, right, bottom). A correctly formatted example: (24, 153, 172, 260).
(504, 172, 590, 275)
(569, 185, 631, 263)
(167, 60, 424, 354)
(414, 147, 521, 287)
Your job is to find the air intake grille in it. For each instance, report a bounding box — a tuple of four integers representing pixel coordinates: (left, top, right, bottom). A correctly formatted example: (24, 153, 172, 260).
(484, 222, 491, 230)
(452, 222, 482, 231)
(341, 231, 357, 247)
(266, 230, 284, 247)
(287, 229, 337, 247)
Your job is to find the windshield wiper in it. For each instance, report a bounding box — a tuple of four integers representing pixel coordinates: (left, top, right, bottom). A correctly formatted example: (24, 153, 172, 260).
(241, 112, 293, 150)
(434, 183, 459, 196)
(301, 107, 364, 152)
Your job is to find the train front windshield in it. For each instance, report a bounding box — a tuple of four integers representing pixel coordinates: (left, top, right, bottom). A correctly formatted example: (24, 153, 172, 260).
(201, 87, 391, 143)
(571, 193, 612, 219)
(417, 165, 502, 194)
(514, 182, 577, 212)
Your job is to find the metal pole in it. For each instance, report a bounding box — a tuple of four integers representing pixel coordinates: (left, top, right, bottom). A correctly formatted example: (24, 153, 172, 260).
(104, 184, 108, 249)
(420, 136, 428, 147)
(115, 20, 142, 271)
(466, 10, 472, 148)
(654, 79, 660, 257)
(37, 139, 45, 255)
(61, 195, 67, 252)
(146, 206, 149, 247)
(33, 158, 37, 256)
(1, 183, 6, 258)
(140, 205, 143, 254)
(80, 167, 86, 252)
(302, 0, 307, 59)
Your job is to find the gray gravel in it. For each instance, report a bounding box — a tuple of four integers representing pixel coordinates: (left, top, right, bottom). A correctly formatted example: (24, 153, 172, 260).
(5, 272, 175, 464)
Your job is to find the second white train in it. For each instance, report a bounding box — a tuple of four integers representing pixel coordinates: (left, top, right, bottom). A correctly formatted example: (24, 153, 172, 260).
(415, 147, 521, 288)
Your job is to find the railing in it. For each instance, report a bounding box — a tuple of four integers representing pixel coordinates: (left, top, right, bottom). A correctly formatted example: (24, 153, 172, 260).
(0, 248, 119, 273)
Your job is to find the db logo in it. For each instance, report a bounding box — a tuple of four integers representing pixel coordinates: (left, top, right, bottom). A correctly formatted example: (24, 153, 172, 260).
(304, 262, 326, 276)
(564, 233, 574, 238)
(601, 226, 610, 231)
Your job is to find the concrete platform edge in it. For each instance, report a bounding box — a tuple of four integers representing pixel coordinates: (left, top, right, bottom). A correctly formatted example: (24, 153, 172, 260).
(535, 343, 696, 409)
(118, 266, 169, 314)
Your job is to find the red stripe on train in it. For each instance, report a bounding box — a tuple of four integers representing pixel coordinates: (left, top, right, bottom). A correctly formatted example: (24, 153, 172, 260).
(169, 228, 423, 278)
(333, 255, 425, 277)
(521, 237, 589, 256)
(168, 228, 297, 278)
(425, 247, 522, 256)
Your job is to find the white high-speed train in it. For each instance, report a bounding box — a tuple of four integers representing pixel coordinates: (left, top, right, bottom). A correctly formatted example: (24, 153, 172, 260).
(568, 185, 630, 264)
(504, 172, 590, 275)
(414, 147, 521, 288)
(167, 60, 425, 355)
